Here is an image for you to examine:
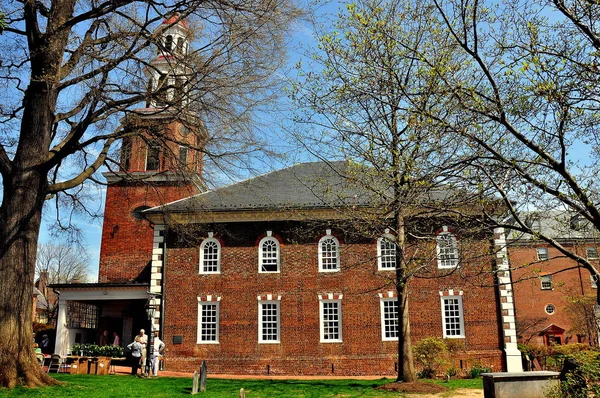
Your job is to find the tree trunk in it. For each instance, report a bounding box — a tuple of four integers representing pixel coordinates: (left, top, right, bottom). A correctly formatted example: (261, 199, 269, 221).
(395, 215, 416, 382)
(0, 170, 58, 387)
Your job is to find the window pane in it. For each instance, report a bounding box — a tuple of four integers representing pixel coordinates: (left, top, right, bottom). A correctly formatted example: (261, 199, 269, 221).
(260, 303, 279, 342)
(437, 233, 458, 268)
(320, 238, 338, 270)
(260, 239, 279, 272)
(322, 301, 340, 340)
(199, 303, 218, 341)
(379, 238, 396, 269)
(382, 300, 398, 339)
(202, 240, 219, 273)
(442, 297, 463, 337)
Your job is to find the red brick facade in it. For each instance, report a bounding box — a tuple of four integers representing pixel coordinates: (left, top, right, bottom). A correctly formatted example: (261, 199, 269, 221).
(161, 224, 504, 375)
(510, 243, 599, 346)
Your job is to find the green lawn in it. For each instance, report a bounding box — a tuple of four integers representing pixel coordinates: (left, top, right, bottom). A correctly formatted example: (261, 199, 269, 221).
(0, 375, 482, 397)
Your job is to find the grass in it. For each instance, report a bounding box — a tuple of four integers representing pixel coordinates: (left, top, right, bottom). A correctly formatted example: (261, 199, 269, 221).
(0, 375, 483, 397)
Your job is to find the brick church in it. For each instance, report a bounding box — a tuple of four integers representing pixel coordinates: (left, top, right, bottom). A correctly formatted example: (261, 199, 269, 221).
(52, 16, 523, 375)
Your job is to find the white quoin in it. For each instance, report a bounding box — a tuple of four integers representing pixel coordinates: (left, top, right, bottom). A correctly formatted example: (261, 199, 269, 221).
(145, 15, 193, 108)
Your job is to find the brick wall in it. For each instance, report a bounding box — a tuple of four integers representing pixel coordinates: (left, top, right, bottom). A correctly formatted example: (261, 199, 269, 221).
(98, 182, 198, 282)
(510, 243, 598, 346)
(161, 223, 504, 375)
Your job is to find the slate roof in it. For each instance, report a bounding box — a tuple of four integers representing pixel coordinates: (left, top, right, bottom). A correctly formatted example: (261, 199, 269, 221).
(506, 210, 599, 241)
(145, 161, 467, 215)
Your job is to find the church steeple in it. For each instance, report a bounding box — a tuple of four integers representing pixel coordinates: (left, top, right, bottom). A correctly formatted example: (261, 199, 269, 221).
(146, 15, 193, 108)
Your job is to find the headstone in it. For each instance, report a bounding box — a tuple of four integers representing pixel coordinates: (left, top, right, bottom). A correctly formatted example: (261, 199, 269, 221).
(240, 388, 246, 398)
(200, 360, 207, 392)
(191, 371, 198, 395)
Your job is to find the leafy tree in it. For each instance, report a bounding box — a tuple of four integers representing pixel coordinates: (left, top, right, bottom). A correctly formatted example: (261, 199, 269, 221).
(291, 0, 490, 382)
(394, 0, 600, 303)
(0, 0, 300, 388)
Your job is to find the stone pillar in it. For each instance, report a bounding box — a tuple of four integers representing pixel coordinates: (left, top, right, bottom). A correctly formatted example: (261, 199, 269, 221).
(494, 227, 523, 372)
(54, 298, 70, 357)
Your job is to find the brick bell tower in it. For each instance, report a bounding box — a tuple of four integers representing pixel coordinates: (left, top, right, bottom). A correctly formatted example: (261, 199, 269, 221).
(98, 16, 206, 283)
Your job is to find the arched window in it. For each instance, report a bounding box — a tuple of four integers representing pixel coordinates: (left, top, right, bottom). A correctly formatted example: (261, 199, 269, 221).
(200, 234, 220, 274)
(319, 230, 340, 272)
(259, 232, 280, 273)
(436, 227, 459, 269)
(377, 232, 396, 270)
(165, 35, 173, 51)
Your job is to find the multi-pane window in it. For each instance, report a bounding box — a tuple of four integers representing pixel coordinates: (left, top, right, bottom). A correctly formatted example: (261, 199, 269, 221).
(320, 300, 342, 342)
(178, 146, 188, 168)
(378, 236, 396, 270)
(545, 304, 556, 315)
(258, 301, 280, 343)
(587, 247, 598, 260)
(319, 232, 340, 272)
(540, 275, 553, 290)
(441, 296, 465, 338)
(197, 301, 219, 343)
(380, 299, 399, 340)
(67, 302, 99, 329)
(437, 229, 459, 269)
(146, 143, 160, 171)
(259, 235, 280, 273)
(200, 236, 220, 274)
(536, 247, 549, 261)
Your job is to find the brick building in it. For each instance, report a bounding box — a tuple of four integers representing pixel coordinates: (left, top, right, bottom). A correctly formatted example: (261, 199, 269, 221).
(51, 16, 524, 375)
(509, 212, 600, 347)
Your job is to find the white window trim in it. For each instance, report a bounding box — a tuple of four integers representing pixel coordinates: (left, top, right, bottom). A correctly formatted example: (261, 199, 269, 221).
(199, 234, 221, 274)
(540, 275, 553, 290)
(318, 230, 340, 272)
(377, 232, 396, 271)
(587, 247, 599, 260)
(436, 226, 459, 269)
(536, 247, 549, 261)
(197, 299, 220, 344)
(319, 299, 342, 343)
(380, 297, 399, 341)
(258, 299, 281, 344)
(258, 232, 280, 273)
(441, 295, 465, 338)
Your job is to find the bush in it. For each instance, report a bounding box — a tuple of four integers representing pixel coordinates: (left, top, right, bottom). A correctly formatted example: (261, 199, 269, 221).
(546, 350, 600, 398)
(414, 337, 448, 379)
(71, 343, 123, 358)
(467, 364, 492, 379)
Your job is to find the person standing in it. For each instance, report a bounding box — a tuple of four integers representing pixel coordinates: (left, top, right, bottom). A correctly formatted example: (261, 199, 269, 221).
(149, 331, 165, 377)
(127, 336, 143, 375)
(137, 329, 148, 374)
(40, 334, 50, 354)
(99, 330, 109, 346)
(112, 332, 120, 346)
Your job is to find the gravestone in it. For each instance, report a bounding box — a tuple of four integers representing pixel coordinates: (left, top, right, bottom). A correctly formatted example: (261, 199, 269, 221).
(240, 388, 246, 398)
(191, 371, 198, 395)
(200, 360, 207, 392)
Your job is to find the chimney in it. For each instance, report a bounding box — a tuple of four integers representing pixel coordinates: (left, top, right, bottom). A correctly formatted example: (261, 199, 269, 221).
(38, 270, 49, 297)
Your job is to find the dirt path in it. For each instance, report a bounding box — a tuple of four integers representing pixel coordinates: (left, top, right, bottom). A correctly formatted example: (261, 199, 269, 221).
(407, 388, 483, 398)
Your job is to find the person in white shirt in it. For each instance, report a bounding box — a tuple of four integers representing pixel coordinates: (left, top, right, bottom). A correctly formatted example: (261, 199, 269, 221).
(138, 329, 148, 373)
(149, 331, 165, 377)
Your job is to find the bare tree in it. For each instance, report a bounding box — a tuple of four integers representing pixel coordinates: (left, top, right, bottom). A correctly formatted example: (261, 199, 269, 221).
(291, 0, 493, 382)
(0, 0, 301, 388)
(35, 243, 91, 324)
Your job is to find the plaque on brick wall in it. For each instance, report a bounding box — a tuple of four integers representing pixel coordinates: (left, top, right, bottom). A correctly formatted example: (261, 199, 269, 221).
(173, 335, 183, 344)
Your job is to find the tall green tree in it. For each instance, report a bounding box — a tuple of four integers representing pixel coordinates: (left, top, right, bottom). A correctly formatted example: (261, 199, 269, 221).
(0, 0, 300, 388)
(291, 0, 478, 382)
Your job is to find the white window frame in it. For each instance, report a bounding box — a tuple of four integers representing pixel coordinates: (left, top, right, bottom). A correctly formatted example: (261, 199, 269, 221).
(380, 298, 399, 341)
(318, 230, 340, 272)
(197, 299, 219, 344)
(540, 274, 553, 290)
(536, 247, 549, 261)
(319, 299, 342, 343)
(378, 232, 396, 271)
(587, 247, 599, 260)
(441, 295, 465, 338)
(258, 300, 280, 343)
(436, 226, 459, 269)
(258, 232, 280, 273)
(545, 304, 556, 315)
(199, 234, 221, 274)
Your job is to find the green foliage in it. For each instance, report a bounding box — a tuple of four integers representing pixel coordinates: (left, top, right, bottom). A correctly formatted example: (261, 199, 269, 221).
(71, 343, 123, 358)
(414, 337, 448, 378)
(466, 364, 492, 379)
(545, 350, 600, 398)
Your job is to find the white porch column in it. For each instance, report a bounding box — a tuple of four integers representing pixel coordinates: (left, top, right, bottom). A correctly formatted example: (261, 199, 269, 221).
(54, 298, 69, 357)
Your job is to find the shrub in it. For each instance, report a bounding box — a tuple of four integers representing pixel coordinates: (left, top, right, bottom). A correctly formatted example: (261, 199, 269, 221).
(71, 343, 123, 358)
(546, 350, 600, 398)
(467, 364, 492, 379)
(414, 337, 448, 379)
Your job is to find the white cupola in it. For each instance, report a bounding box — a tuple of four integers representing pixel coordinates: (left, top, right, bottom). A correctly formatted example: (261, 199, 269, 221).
(145, 15, 192, 108)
